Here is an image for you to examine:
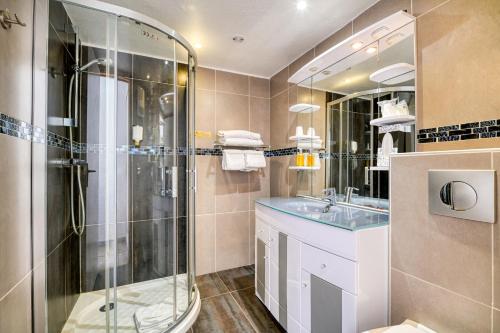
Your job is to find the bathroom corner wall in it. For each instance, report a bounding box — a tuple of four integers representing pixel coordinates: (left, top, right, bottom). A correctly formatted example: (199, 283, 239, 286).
(0, 0, 36, 332)
(269, 67, 327, 198)
(416, 0, 500, 151)
(194, 67, 271, 275)
(390, 149, 500, 332)
(270, 0, 500, 196)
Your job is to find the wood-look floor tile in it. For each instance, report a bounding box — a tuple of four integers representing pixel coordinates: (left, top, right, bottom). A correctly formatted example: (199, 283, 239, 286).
(196, 273, 229, 299)
(192, 294, 255, 333)
(217, 266, 255, 291)
(232, 287, 285, 333)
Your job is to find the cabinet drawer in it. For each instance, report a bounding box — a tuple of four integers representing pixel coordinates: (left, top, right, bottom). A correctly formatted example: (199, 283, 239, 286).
(256, 218, 270, 244)
(301, 243, 357, 295)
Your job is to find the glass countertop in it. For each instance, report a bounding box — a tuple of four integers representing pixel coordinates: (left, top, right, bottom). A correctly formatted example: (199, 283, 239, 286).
(255, 197, 389, 231)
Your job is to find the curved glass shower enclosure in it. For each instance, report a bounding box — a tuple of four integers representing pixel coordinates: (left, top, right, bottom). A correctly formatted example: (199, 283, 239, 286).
(45, 1, 198, 332)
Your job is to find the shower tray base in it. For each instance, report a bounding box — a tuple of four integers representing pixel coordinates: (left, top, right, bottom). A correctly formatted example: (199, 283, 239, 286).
(61, 274, 191, 333)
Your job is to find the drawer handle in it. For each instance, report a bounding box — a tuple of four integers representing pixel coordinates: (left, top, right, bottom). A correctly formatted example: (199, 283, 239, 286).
(302, 282, 308, 288)
(320, 263, 327, 269)
(269, 238, 274, 242)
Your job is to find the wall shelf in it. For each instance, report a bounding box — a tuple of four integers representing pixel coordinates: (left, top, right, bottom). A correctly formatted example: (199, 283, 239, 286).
(213, 142, 270, 150)
(370, 166, 389, 171)
(289, 103, 320, 113)
(289, 166, 321, 171)
(370, 114, 415, 127)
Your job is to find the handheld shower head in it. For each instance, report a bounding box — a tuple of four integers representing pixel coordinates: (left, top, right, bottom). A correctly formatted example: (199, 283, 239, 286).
(78, 58, 109, 71)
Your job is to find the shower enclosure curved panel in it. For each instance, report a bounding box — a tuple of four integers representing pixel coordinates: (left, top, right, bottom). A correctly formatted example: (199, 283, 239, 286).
(45, 1, 199, 332)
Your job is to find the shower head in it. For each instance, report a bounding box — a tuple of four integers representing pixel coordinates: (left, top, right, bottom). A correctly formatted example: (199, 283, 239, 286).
(78, 58, 109, 72)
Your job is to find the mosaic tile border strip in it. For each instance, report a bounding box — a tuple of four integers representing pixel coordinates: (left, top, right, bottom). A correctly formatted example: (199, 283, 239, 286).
(0, 113, 44, 143)
(418, 119, 500, 143)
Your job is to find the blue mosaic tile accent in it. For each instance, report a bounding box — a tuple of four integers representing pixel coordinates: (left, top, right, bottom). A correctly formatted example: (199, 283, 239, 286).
(0, 113, 45, 143)
(419, 118, 500, 144)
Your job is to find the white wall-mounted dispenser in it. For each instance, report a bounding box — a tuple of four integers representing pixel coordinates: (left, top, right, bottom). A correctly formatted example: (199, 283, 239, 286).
(132, 125, 143, 147)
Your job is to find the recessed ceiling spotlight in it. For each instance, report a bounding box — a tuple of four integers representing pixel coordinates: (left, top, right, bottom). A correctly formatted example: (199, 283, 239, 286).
(322, 70, 331, 75)
(194, 42, 202, 49)
(232, 35, 245, 43)
(296, 1, 307, 10)
(309, 66, 318, 72)
(351, 41, 363, 50)
(366, 46, 377, 54)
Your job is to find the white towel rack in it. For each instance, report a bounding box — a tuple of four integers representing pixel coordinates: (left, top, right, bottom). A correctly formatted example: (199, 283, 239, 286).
(213, 142, 270, 150)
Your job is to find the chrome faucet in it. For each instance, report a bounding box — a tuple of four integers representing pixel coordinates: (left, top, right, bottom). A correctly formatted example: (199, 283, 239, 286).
(344, 186, 359, 204)
(322, 187, 337, 213)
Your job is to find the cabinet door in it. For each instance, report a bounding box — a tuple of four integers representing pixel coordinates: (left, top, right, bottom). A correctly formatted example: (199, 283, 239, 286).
(287, 237, 301, 322)
(256, 238, 266, 302)
(300, 269, 357, 333)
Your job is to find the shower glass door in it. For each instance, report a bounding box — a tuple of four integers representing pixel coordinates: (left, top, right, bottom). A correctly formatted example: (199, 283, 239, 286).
(49, 1, 196, 332)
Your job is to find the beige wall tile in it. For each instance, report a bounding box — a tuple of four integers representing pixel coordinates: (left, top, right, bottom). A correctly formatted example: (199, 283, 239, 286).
(270, 66, 289, 98)
(493, 152, 500, 308)
(196, 67, 215, 91)
(215, 70, 249, 95)
(248, 165, 270, 207)
(412, 0, 449, 16)
(0, 0, 33, 121)
(250, 97, 270, 145)
(215, 162, 250, 213)
(416, 0, 500, 129)
(215, 212, 250, 271)
(391, 269, 491, 333)
(32, 143, 46, 266)
(249, 211, 256, 263)
(314, 23, 353, 56)
(215, 92, 249, 132)
(270, 91, 289, 149)
(0, 275, 32, 333)
(353, 0, 411, 34)
(418, 138, 500, 152)
(32, 261, 46, 333)
(270, 157, 289, 197)
(195, 156, 216, 215)
(195, 89, 216, 148)
(195, 214, 216, 275)
(391, 152, 493, 304)
(249, 77, 270, 98)
(289, 49, 315, 79)
(494, 309, 500, 333)
(0, 136, 32, 298)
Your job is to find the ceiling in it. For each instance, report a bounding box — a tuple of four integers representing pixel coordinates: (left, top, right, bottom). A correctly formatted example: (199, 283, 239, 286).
(98, 0, 379, 78)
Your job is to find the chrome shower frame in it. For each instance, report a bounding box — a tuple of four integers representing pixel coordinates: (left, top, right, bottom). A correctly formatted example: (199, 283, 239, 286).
(57, 0, 200, 331)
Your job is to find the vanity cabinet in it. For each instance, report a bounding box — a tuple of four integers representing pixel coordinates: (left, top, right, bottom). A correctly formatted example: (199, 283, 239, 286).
(255, 203, 389, 333)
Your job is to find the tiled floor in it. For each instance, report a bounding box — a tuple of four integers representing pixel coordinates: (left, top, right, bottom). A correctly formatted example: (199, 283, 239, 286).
(191, 265, 285, 333)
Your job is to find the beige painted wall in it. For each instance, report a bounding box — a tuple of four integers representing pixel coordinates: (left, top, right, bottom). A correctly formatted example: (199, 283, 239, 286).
(194, 67, 270, 275)
(390, 149, 500, 332)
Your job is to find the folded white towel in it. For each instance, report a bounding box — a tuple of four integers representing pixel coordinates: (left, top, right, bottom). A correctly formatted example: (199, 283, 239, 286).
(222, 149, 246, 170)
(244, 150, 266, 169)
(218, 137, 264, 147)
(134, 303, 173, 332)
(217, 130, 261, 140)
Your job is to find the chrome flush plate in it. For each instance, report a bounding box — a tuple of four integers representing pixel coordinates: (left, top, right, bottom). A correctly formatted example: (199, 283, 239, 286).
(428, 170, 496, 223)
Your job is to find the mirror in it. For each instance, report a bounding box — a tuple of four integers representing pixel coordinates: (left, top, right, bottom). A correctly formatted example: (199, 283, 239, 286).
(290, 21, 416, 210)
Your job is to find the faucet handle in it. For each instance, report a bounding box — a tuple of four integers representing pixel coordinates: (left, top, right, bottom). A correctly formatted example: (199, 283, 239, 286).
(323, 187, 336, 196)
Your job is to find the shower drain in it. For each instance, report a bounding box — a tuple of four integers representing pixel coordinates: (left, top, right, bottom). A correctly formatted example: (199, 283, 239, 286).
(99, 302, 115, 312)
